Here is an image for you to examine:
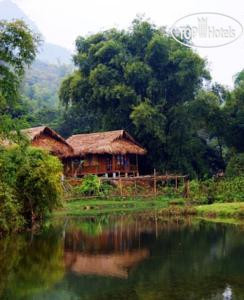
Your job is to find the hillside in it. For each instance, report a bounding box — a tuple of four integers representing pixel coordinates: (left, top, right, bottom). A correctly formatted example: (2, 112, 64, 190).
(22, 60, 73, 110)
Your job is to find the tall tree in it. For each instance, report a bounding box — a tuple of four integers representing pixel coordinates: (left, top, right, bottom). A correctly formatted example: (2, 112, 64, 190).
(0, 20, 40, 137)
(58, 18, 228, 177)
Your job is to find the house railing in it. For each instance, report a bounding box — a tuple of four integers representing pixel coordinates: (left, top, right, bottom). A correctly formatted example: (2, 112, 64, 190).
(77, 164, 138, 175)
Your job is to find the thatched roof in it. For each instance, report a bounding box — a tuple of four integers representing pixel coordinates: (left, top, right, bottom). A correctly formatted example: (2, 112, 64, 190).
(22, 126, 74, 158)
(67, 130, 147, 156)
(22, 126, 66, 144)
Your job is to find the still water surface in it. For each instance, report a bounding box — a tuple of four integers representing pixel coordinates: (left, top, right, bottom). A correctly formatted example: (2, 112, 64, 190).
(1, 215, 244, 300)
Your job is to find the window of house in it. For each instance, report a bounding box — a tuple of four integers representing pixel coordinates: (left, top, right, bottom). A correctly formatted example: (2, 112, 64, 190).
(117, 155, 126, 166)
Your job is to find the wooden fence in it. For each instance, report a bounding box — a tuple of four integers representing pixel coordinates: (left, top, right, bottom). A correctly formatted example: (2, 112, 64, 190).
(63, 170, 190, 200)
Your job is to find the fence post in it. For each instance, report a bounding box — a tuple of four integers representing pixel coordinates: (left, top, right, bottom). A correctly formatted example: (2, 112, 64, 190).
(154, 169, 157, 197)
(119, 172, 123, 197)
(175, 177, 178, 191)
(183, 176, 190, 198)
(134, 177, 137, 198)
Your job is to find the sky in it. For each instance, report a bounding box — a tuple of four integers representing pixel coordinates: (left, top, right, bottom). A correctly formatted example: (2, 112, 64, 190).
(14, 0, 244, 88)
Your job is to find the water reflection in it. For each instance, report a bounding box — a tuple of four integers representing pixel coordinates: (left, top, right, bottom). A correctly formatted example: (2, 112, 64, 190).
(223, 285, 232, 300)
(65, 250, 149, 278)
(0, 215, 244, 300)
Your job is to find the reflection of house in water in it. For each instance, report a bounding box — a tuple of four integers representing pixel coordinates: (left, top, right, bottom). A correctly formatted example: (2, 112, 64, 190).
(65, 250, 149, 278)
(64, 217, 192, 278)
(64, 220, 152, 278)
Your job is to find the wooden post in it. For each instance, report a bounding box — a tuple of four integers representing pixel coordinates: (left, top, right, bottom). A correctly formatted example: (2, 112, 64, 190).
(112, 155, 116, 178)
(71, 160, 74, 177)
(119, 172, 123, 197)
(175, 177, 178, 191)
(154, 169, 157, 197)
(183, 176, 190, 198)
(136, 154, 139, 177)
(112, 155, 115, 172)
(134, 177, 137, 198)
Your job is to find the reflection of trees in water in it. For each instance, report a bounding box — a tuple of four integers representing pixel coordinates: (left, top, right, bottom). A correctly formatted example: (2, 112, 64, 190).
(62, 219, 244, 300)
(1, 217, 244, 300)
(0, 229, 65, 300)
(64, 215, 194, 254)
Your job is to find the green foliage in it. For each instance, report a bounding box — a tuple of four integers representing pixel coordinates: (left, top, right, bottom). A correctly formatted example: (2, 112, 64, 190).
(223, 83, 244, 153)
(0, 20, 64, 233)
(0, 146, 63, 231)
(234, 69, 244, 86)
(0, 20, 40, 108)
(0, 20, 39, 143)
(74, 175, 101, 196)
(74, 175, 112, 197)
(15, 147, 63, 221)
(189, 180, 212, 204)
(58, 18, 228, 177)
(226, 153, 244, 177)
(189, 177, 244, 204)
(0, 183, 25, 233)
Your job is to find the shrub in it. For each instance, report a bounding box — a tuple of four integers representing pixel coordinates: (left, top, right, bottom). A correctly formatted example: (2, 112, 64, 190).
(226, 153, 244, 177)
(74, 175, 101, 196)
(0, 183, 24, 233)
(15, 147, 63, 222)
(189, 180, 208, 204)
(189, 177, 244, 204)
(74, 175, 113, 196)
(0, 146, 63, 229)
(214, 176, 244, 202)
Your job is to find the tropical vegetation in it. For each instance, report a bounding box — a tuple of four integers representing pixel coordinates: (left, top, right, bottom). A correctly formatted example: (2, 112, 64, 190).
(0, 20, 63, 233)
(57, 18, 243, 179)
(0, 18, 243, 233)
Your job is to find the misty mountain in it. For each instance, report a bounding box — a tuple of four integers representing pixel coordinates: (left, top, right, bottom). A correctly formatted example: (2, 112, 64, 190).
(0, 0, 72, 64)
(22, 59, 73, 108)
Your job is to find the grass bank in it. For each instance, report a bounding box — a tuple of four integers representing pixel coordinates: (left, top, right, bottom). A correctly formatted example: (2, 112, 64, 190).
(55, 197, 244, 221)
(196, 202, 244, 218)
(157, 202, 244, 220)
(55, 196, 171, 217)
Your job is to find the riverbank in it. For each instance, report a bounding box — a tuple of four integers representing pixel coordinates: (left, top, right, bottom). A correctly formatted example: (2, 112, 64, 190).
(54, 197, 244, 222)
(54, 196, 170, 217)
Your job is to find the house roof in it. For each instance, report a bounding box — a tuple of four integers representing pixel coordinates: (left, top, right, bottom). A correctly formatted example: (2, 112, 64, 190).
(67, 130, 147, 156)
(22, 126, 71, 147)
(21, 126, 74, 157)
(22, 126, 69, 146)
(0, 126, 74, 158)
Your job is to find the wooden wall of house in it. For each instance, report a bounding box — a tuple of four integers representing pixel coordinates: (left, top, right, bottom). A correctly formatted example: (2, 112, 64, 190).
(64, 154, 139, 177)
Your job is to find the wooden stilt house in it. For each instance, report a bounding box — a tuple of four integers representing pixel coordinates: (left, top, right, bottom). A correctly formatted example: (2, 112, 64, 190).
(66, 130, 147, 177)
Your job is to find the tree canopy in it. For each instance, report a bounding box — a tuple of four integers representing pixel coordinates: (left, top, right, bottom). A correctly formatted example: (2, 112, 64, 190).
(0, 20, 40, 139)
(0, 20, 63, 233)
(58, 18, 228, 177)
(0, 20, 40, 107)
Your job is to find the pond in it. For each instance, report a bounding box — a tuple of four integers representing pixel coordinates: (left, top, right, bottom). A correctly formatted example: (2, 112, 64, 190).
(0, 214, 244, 300)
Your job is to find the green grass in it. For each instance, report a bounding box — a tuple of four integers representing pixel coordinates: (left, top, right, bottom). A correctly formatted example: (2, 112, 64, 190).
(196, 202, 244, 218)
(55, 196, 244, 222)
(55, 196, 171, 217)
